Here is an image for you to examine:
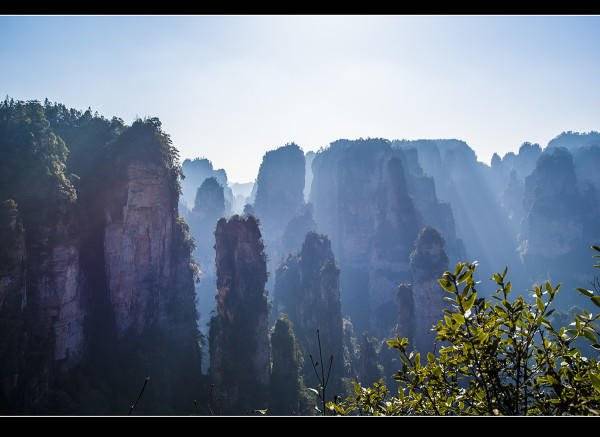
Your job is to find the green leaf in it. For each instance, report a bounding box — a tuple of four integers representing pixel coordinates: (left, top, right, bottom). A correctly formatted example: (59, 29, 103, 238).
(438, 278, 454, 293)
(590, 373, 600, 393)
(463, 292, 477, 312)
(536, 296, 544, 312)
(577, 288, 594, 297)
(592, 296, 600, 308)
(452, 313, 465, 325)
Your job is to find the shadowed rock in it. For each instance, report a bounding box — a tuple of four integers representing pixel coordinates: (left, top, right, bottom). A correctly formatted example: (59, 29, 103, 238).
(209, 215, 270, 414)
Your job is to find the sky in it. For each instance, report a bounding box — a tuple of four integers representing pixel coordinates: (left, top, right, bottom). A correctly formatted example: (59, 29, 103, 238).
(2, 15, 600, 182)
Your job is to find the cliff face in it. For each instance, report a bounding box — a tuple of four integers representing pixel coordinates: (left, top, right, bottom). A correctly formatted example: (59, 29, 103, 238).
(181, 157, 232, 212)
(274, 232, 345, 394)
(253, 143, 306, 278)
(209, 215, 270, 414)
(394, 139, 524, 293)
(310, 139, 456, 335)
(408, 227, 449, 354)
(0, 201, 27, 408)
(186, 176, 226, 372)
(0, 103, 202, 414)
(519, 147, 600, 307)
(102, 157, 201, 413)
(104, 162, 174, 335)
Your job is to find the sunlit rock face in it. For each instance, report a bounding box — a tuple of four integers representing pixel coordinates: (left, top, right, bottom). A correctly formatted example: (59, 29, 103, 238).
(104, 162, 175, 335)
(489, 143, 542, 230)
(394, 139, 524, 294)
(209, 215, 270, 414)
(304, 151, 315, 202)
(310, 139, 459, 335)
(101, 156, 202, 414)
(409, 226, 449, 354)
(501, 169, 526, 227)
(253, 143, 306, 278)
(520, 147, 600, 306)
(521, 147, 583, 259)
(274, 232, 345, 394)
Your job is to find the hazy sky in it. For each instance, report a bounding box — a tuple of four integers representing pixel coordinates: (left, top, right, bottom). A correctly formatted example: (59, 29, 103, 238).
(2, 15, 600, 182)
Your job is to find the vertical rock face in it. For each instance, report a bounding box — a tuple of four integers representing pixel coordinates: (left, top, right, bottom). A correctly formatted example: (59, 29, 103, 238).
(310, 139, 455, 335)
(369, 157, 421, 336)
(409, 226, 449, 354)
(0, 200, 27, 408)
(190, 176, 226, 272)
(356, 334, 383, 387)
(394, 139, 524, 293)
(209, 215, 270, 414)
(274, 232, 345, 394)
(0, 103, 202, 414)
(501, 169, 525, 226)
(253, 143, 306, 275)
(104, 162, 175, 335)
(187, 176, 226, 371)
(281, 202, 317, 256)
(181, 157, 232, 212)
(230, 182, 254, 215)
(519, 147, 600, 307)
(521, 147, 583, 259)
(95, 120, 202, 413)
(304, 151, 315, 202)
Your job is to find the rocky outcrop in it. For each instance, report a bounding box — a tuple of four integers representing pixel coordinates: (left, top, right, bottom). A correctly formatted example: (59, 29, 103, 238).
(253, 143, 306, 279)
(281, 202, 317, 256)
(186, 176, 226, 371)
(310, 139, 456, 335)
(230, 182, 254, 215)
(181, 157, 232, 213)
(209, 215, 270, 414)
(394, 139, 524, 292)
(304, 151, 315, 202)
(0, 200, 27, 409)
(519, 147, 600, 307)
(356, 334, 384, 387)
(269, 315, 305, 415)
(0, 104, 202, 414)
(273, 232, 345, 394)
(408, 227, 449, 354)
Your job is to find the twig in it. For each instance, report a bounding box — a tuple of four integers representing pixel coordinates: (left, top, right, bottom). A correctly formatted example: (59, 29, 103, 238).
(128, 376, 150, 415)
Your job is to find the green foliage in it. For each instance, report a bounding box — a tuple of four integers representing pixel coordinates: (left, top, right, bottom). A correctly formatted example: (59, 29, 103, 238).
(107, 117, 183, 201)
(269, 315, 308, 415)
(328, 248, 600, 416)
(0, 99, 76, 229)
